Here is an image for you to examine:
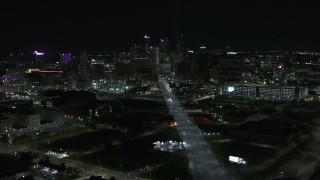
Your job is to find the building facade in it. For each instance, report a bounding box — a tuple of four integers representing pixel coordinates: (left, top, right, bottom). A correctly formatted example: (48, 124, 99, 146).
(221, 84, 308, 101)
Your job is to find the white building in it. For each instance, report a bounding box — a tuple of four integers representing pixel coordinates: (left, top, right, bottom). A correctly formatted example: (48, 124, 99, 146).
(222, 84, 308, 101)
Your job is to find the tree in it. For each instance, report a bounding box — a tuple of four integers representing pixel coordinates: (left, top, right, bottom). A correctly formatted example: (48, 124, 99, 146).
(59, 162, 67, 172)
(0, 134, 9, 143)
(66, 167, 73, 175)
(17, 151, 34, 166)
(37, 131, 50, 139)
(13, 134, 31, 144)
(42, 155, 50, 164)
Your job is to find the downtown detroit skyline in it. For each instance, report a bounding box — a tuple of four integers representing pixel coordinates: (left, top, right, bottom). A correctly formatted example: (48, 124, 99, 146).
(1, 1, 320, 180)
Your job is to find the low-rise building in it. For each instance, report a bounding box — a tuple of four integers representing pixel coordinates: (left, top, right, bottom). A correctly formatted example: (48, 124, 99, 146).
(14, 113, 41, 130)
(0, 116, 13, 134)
(221, 84, 308, 101)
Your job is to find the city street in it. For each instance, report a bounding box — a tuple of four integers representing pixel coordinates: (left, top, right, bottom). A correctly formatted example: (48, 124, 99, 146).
(159, 78, 230, 180)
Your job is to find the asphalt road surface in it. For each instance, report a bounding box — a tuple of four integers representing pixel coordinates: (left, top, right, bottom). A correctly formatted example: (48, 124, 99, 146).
(159, 78, 230, 180)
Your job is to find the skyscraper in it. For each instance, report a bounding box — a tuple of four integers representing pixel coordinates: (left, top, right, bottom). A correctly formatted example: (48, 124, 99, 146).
(60, 53, 72, 64)
(159, 38, 170, 63)
(79, 51, 91, 81)
(176, 35, 186, 56)
(159, 38, 169, 55)
(34, 51, 45, 63)
(80, 51, 88, 64)
(218, 57, 243, 83)
(144, 34, 150, 58)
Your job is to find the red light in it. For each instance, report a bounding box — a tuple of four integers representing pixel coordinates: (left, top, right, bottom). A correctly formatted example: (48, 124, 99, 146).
(169, 121, 178, 127)
(39, 70, 63, 73)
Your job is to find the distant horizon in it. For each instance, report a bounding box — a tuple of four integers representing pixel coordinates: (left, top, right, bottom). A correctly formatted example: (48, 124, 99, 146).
(1, 0, 319, 54)
(1, 44, 320, 56)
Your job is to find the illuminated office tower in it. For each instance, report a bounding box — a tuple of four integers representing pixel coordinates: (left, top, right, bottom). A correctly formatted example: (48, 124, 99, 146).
(34, 50, 45, 63)
(144, 34, 150, 58)
(159, 38, 170, 63)
(60, 53, 72, 64)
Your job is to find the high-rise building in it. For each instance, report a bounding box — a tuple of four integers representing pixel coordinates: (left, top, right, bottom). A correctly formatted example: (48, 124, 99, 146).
(7, 54, 18, 66)
(159, 38, 169, 55)
(159, 38, 170, 64)
(144, 34, 151, 58)
(34, 51, 45, 64)
(60, 53, 72, 64)
(80, 51, 88, 64)
(176, 35, 186, 56)
(218, 58, 243, 83)
(79, 51, 91, 81)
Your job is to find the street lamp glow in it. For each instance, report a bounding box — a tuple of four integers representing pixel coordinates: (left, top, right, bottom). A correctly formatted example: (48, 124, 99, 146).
(34, 51, 44, 56)
(144, 35, 150, 39)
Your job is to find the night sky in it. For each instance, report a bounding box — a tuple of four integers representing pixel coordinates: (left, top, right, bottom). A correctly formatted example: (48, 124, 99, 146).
(0, 0, 319, 53)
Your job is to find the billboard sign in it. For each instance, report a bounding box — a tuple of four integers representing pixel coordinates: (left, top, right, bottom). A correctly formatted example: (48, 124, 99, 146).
(229, 156, 246, 164)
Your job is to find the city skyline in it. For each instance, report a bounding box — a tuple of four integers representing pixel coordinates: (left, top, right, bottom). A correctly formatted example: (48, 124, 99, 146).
(0, 0, 319, 53)
(1, 1, 320, 178)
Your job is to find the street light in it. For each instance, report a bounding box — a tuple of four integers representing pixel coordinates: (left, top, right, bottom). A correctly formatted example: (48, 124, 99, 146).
(229, 156, 246, 176)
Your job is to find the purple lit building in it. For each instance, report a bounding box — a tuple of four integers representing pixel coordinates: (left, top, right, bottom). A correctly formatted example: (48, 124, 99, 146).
(34, 50, 45, 62)
(60, 53, 72, 64)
